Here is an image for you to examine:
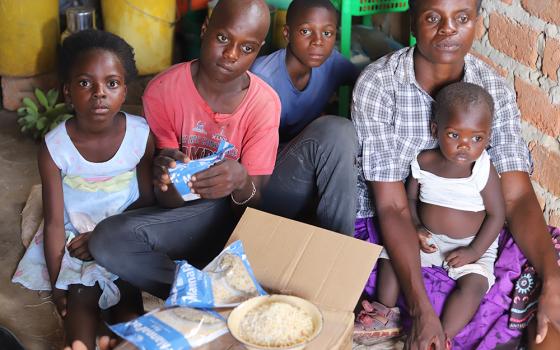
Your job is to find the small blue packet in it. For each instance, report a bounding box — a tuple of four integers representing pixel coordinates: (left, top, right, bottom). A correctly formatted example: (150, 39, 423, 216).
(169, 139, 234, 201)
(166, 240, 267, 309)
(109, 307, 228, 350)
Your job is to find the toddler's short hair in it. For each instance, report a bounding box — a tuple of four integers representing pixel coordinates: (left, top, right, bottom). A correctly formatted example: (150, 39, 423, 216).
(286, 0, 338, 26)
(434, 82, 494, 123)
(59, 29, 138, 83)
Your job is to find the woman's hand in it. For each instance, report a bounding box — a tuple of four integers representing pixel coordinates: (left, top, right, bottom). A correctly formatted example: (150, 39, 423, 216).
(407, 309, 447, 350)
(189, 159, 247, 199)
(67, 232, 93, 261)
(52, 288, 67, 318)
(152, 149, 189, 192)
(535, 276, 560, 344)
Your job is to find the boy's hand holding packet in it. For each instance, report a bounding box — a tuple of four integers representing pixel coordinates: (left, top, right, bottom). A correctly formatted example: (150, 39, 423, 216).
(169, 140, 234, 201)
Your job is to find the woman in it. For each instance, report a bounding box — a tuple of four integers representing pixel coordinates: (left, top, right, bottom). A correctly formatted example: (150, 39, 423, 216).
(352, 0, 560, 349)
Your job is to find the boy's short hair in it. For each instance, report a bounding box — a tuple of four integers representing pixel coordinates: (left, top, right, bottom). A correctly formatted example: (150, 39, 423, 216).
(59, 29, 138, 83)
(433, 82, 494, 123)
(286, 0, 338, 26)
(409, 0, 482, 14)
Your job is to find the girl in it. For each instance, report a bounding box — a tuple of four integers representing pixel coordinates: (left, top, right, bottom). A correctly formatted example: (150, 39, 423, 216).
(12, 30, 154, 350)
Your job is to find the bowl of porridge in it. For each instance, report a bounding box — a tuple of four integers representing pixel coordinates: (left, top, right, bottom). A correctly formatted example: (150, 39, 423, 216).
(227, 295, 323, 350)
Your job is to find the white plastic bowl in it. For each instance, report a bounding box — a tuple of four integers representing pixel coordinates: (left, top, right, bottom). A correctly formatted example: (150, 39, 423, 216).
(227, 295, 323, 350)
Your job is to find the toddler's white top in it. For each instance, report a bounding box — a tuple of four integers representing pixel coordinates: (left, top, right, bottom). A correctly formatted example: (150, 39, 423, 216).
(411, 150, 491, 212)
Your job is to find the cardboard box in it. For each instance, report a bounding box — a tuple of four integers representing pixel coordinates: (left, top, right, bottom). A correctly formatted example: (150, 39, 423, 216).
(212, 208, 381, 349)
(118, 208, 381, 349)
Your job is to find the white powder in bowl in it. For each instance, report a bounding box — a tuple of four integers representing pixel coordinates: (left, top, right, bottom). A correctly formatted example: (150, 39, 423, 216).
(239, 301, 314, 347)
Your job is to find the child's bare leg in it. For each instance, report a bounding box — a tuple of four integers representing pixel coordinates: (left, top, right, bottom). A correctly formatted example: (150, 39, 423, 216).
(64, 284, 101, 350)
(376, 259, 400, 307)
(99, 279, 145, 350)
(109, 279, 144, 322)
(441, 274, 487, 339)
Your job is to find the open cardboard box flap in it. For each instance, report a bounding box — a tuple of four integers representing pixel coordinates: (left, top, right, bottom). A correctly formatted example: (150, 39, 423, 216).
(223, 208, 382, 349)
(228, 208, 381, 311)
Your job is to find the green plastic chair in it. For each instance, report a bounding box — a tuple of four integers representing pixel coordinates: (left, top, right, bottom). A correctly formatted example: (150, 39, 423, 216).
(331, 0, 416, 116)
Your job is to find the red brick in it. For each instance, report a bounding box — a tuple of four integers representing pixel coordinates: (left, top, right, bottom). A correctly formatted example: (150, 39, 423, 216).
(1, 72, 59, 111)
(470, 50, 508, 77)
(543, 37, 560, 81)
(521, 0, 560, 26)
(475, 17, 486, 41)
(528, 142, 560, 198)
(488, 13, 540, 68)
(515, 78, 560, 137)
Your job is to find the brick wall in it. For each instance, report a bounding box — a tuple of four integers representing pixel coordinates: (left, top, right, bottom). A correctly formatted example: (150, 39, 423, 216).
(473, 0, 560, 225)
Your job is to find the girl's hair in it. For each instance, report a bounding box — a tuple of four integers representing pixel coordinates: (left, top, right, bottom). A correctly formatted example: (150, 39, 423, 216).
(59, 29, 138, 83)
(409, 0, 482, 14)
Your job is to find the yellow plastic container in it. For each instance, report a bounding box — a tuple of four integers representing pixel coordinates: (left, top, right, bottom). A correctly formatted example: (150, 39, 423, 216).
(0, 0, 60, 77)
(273, 8, 288, 49)
(268, 0, 292, 50)
(101, 0, 176, 75)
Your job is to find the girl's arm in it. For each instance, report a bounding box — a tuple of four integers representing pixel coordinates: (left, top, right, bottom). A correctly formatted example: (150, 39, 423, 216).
(38, 142, 67, 314)
(446, 164, 505, 267)
(127, 133, 155, 210)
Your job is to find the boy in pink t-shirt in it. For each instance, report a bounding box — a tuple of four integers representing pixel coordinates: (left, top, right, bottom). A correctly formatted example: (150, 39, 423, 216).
(143, 60, 279, 177)
(89, 0, 279, 300)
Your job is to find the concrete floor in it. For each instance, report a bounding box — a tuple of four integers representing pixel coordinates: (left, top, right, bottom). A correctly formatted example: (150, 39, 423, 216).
(0, 109, 62, 349)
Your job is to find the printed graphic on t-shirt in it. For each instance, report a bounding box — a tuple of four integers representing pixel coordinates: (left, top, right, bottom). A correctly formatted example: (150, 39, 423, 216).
(181, 134, 239, 161)
(192, 121, 207, 135)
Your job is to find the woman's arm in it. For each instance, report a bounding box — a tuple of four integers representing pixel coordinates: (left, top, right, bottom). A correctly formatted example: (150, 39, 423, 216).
(500, 171, 560, 342)
(127, 133, 155, 210)
(371, 180, 446, 350)
(38, 142, 67, 315)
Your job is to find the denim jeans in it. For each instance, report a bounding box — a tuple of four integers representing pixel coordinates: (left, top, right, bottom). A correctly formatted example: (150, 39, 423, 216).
(258, 115, 359, 235)
(89, 198, 236, 299)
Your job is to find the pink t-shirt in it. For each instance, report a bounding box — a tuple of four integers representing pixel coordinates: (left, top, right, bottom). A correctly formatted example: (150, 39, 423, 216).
(143, 61, 281, 176)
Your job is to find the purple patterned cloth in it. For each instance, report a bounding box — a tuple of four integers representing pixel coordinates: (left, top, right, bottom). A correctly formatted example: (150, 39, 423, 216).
(355, 217, 526, 349)
(509, 227, 560, 329)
